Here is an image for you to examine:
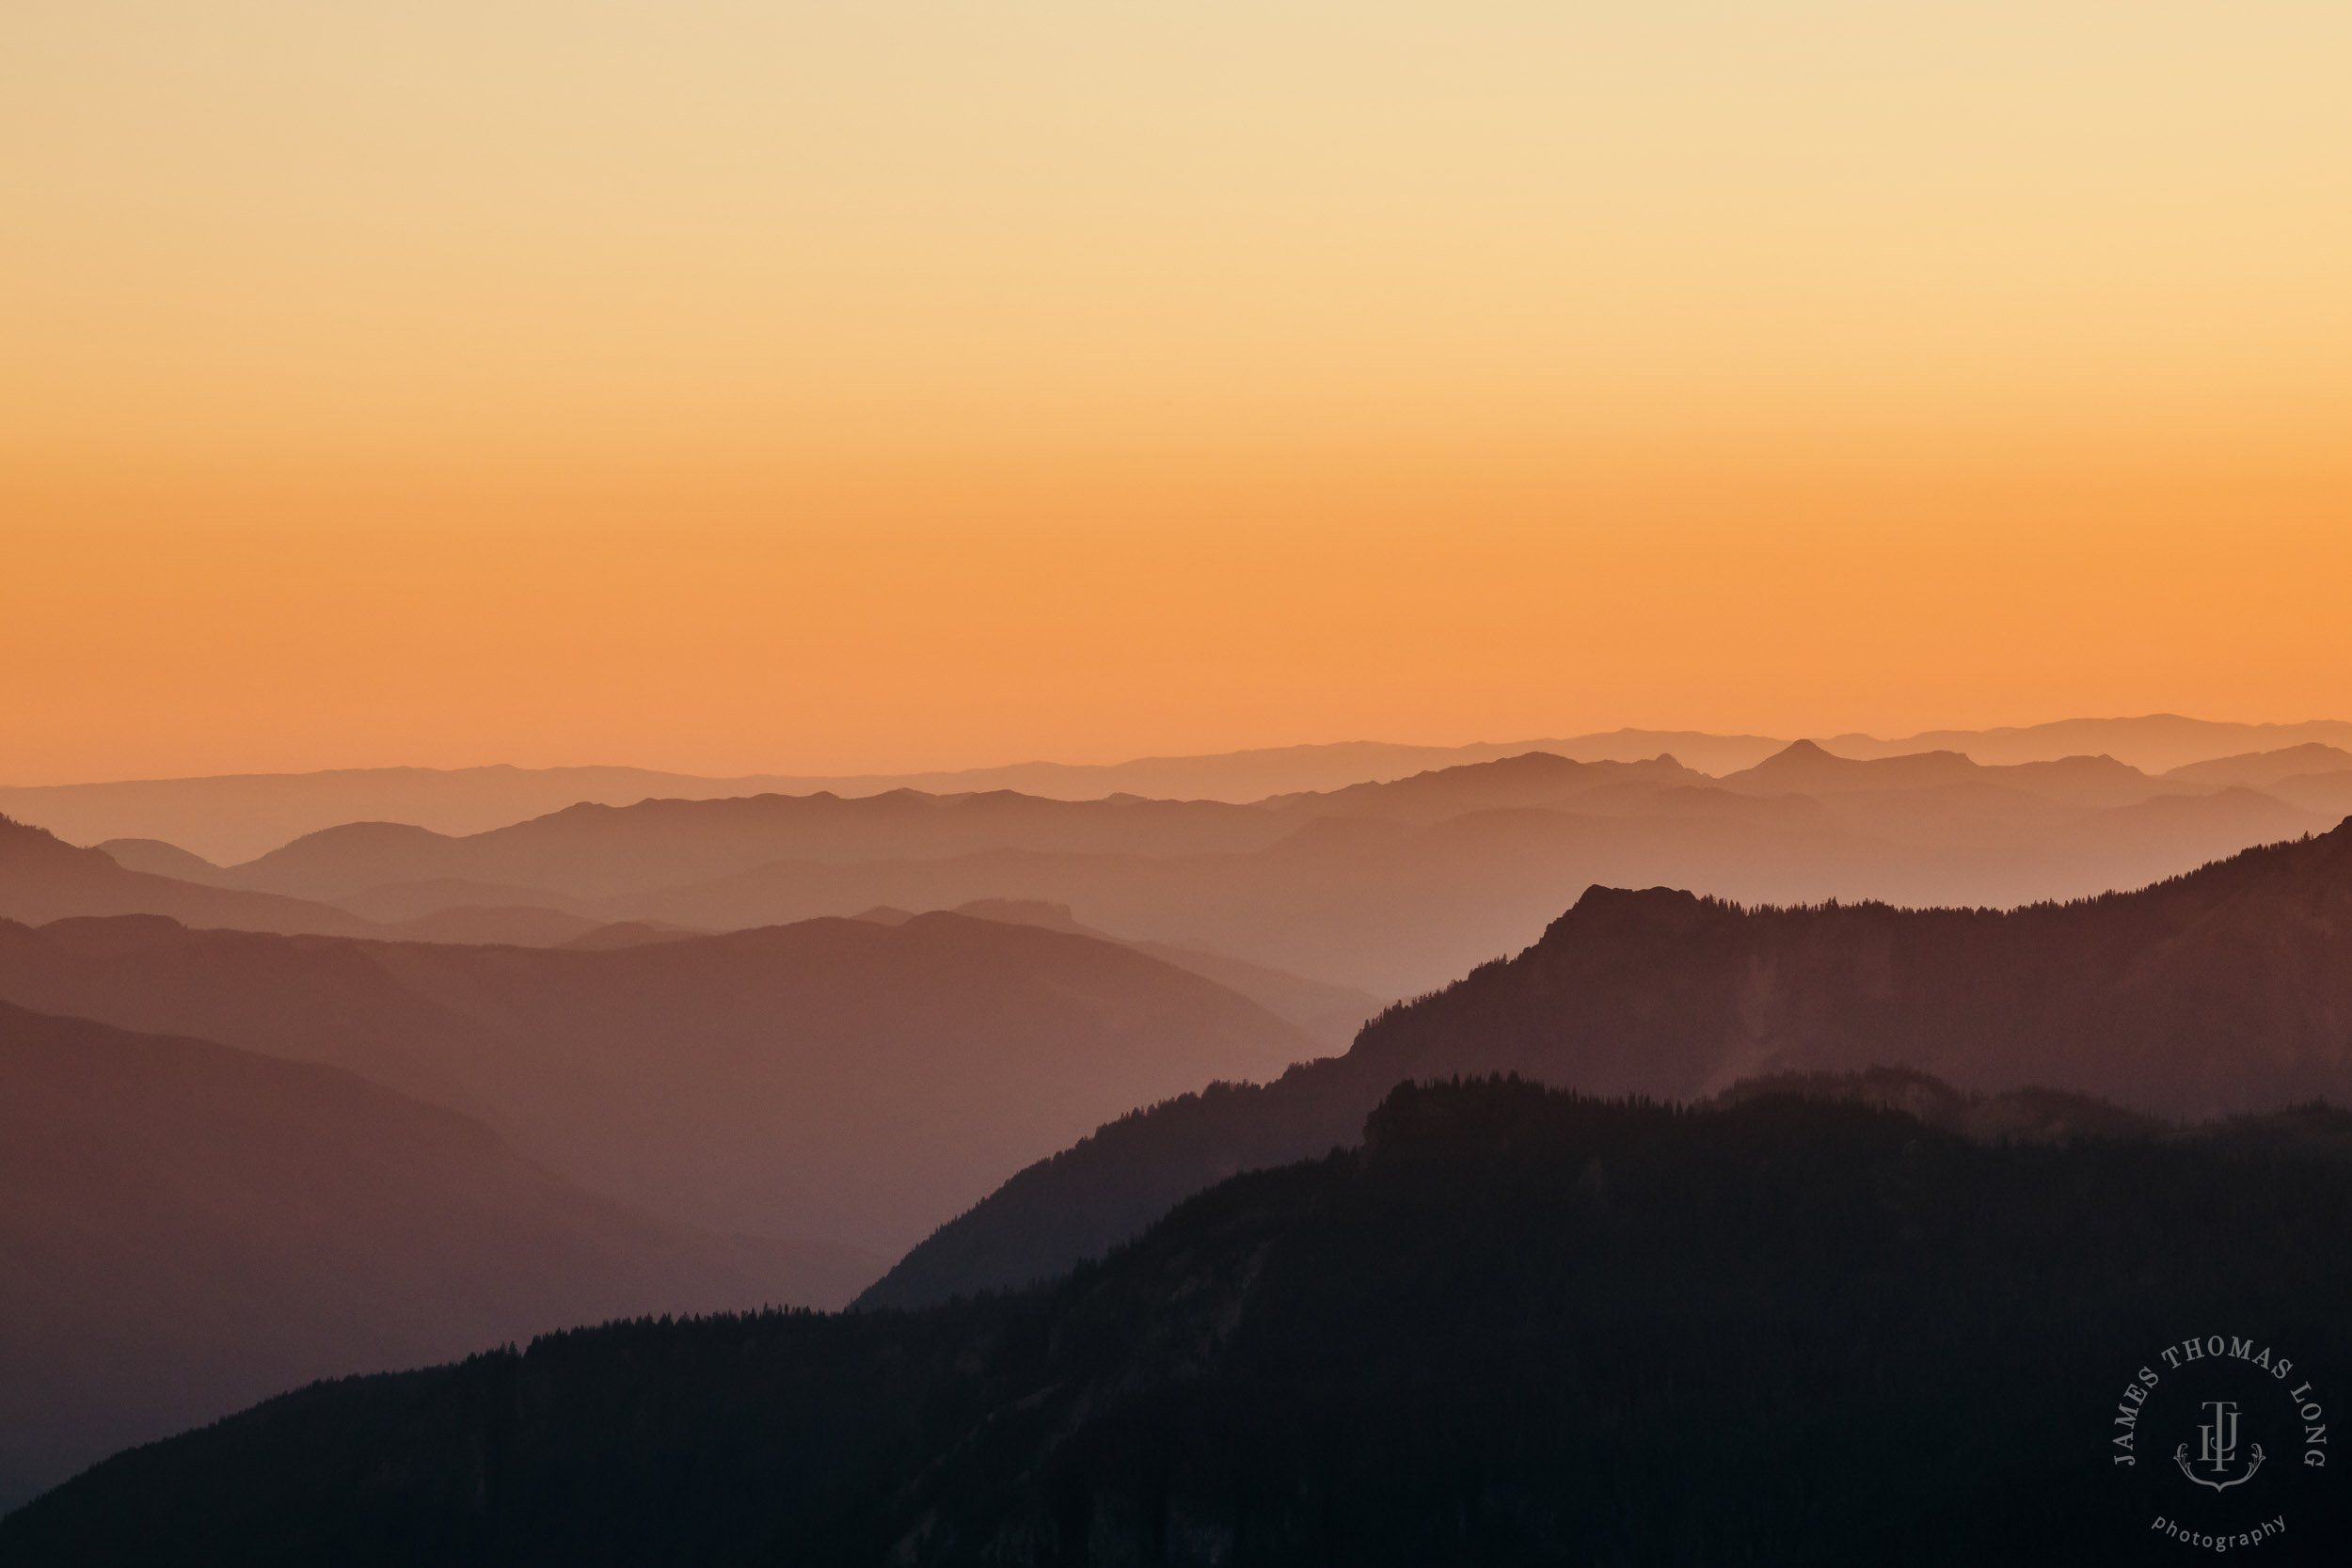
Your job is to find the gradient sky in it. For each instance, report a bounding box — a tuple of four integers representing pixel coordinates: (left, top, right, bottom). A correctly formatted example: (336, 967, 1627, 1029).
(5, 4, 2347, 784)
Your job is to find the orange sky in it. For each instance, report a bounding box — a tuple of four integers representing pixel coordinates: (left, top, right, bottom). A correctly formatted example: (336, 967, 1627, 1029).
(5, 4, 2347, 784)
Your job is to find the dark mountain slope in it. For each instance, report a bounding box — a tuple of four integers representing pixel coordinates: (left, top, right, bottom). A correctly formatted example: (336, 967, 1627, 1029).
(861, 1064, 2189, 1310)
(10, 1077, 2348, 1565)
(0, 1005, 879, 1513)
(864, 821, 2352, 1307)
(1344, 819, 2352, 1114)
(0, 912, 1315, 1254)
(1707, 1065, 2176, 1144)
(0, 816, 371, 938)
(861, 1068, 1369, 1309)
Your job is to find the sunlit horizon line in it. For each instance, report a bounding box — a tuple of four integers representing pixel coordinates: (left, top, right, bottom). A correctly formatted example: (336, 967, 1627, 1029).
(9, 710, 2350, 796)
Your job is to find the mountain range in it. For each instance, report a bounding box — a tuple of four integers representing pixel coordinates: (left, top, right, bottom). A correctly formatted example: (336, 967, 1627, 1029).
(7, 729, 2352, 1541)
(1820, 713, 2352, 770)
(864, 816, 2352, 1307)
(16, 738, 2345, 999)
(8, 714, 2346, 863)
(0, 817, 681, 949)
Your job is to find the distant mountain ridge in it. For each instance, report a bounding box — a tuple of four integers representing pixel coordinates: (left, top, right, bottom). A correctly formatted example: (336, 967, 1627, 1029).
(861, 818, 2352, 1307)
(0, 816, 670, 950)
(206, 793, 1300, 901)
(29, 743, 2339, 998)
(0, 740, 1780, 862)
(1826, 713, 2352, 771)
(0, 815, 374, 938)
(136, 754, 1716, 905)
(10, 715, 2344, 860)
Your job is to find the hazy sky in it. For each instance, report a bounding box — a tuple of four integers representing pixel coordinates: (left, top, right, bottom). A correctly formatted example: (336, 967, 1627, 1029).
(5, 4, 2347, 783)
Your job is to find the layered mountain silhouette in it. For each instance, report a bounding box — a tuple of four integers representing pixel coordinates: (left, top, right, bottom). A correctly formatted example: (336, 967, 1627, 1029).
(616, 767, 2318, 1001)
(864, 820, 2352, 1307)
(0, 1003, 879, 1512)
(2156, 744, 2352, 823)
(90, 844, 622, 934)
(0, 735, 1789, 861)
(10, 717, 2348, 862)
(31, 744, 2336, 998)
(0, 816, 372, 938)
(1, 817, 671, 949)
(11, 1075, 2349, 1565)
(200, 795, 1301, 901)
(133, 745, 2297, 910)
(186, 757, 1717, 904)
(0, 911, 1315, 1255)
(1821, 712, 2352, 770)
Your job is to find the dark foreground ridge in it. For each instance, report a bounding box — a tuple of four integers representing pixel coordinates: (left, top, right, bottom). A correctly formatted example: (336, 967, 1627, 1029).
(866, 818, 2352, 1308)
(8, 1076, 2348, 1566)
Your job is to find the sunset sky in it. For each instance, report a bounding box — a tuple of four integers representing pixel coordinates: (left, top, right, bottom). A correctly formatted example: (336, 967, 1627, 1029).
(6, 3, 2347, 784)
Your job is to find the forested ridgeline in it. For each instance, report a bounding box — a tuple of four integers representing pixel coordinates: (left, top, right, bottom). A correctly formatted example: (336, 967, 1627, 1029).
(866, 820, 2352, 1308)
(8, 1077, 2348, 1566)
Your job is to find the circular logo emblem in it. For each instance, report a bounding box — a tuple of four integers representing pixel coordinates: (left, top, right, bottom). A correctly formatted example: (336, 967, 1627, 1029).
(2110, 1335, 2334, 1558)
